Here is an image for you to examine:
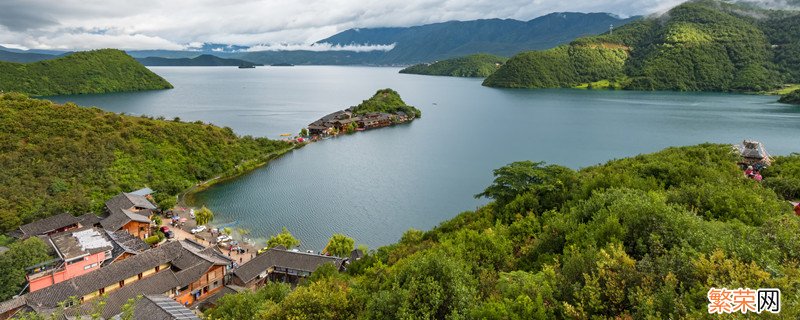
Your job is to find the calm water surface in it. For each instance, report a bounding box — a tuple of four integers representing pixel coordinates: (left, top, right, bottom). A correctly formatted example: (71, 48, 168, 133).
(51, 66, 800, 250)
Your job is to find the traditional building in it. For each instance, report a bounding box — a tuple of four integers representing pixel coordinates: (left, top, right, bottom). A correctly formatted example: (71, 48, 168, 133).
(10, 213, 80, 239)
(230, 247, 345, 289)
(26, 227, 114, 292)
(101, 192, 157, 239)
(1, 240, 231, 319)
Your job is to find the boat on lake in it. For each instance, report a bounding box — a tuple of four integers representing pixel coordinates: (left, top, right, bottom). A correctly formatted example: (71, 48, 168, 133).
(238, 65, 256, 69)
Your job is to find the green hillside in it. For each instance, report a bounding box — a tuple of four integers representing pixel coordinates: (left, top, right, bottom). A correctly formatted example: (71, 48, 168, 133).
(0, 93, 292, 232)
(780, 89, 800, 104)
(400, 54, 508, 77)
(352, 88, 422, 118)
(484, 1, 797, 92)
(210, 144, 800, 318)
(0, 49, 173, 96)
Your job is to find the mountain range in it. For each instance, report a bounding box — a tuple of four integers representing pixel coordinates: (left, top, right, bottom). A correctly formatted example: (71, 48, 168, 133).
(0, 12, 637, 66)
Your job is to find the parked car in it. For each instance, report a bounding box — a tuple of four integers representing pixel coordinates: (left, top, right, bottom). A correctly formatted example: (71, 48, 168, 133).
(160, 226, 170, 233)
(190, 226, 206, 234)
(233, 246, 246, 254)
(190, 208, 195, 219)
(216, 235, 232, 243)
(164, 231, 174, 239)
(257, 246, 270, 255)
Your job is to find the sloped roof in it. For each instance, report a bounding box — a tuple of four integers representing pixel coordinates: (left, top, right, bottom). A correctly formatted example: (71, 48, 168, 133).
(71, 270, 181, 319)
(18, 213, 79, 237)
(232, 248, 344, 284)
(203, 285, 246, 306)
(132, 295, 200, 320)
(130, 188, 154, 197)
(107, 230, 149, 257)
(76, 213, 102, 227)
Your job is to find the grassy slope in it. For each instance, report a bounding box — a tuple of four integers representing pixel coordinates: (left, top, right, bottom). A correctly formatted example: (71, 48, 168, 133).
(0, 49, 173, 96)
(484, 1, 795, 92)
(399, 54, 508, 77)
(0, 93, 292, 231)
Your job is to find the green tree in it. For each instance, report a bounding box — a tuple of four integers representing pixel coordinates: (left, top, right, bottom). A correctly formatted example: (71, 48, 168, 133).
(299, 128, 309, 137)
(324, 234, 355, 257)
(266, 227, 300, 249)
(0, 237, 52, 300)
(195, 206, 214, 226)
(206, 282, 290, 320)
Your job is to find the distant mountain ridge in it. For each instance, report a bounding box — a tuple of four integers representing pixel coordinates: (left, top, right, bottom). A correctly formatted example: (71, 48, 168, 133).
(316, 12, 638, 64)
(0, 12, 639, 66)
(136, 54, 262, 66)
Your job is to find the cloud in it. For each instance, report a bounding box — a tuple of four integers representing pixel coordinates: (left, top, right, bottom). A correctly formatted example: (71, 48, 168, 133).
(246, 42, 397, 52)
(0, 0, 697, 51)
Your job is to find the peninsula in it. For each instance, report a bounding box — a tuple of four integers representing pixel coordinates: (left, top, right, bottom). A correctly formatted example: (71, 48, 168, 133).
(780, 89, 800, 105)
(305, 89, 421, 137)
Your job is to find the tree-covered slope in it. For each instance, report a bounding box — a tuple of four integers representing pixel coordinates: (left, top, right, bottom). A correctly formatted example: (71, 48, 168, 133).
(399, 54, 507, 77)
(210, 144, 800, 319)
(779, 89, 800, 104)
(485, 0, 797, 92)
(0, 93, 292, 232)
(0, 49, 173, 96)
(352, 88, 421, 118)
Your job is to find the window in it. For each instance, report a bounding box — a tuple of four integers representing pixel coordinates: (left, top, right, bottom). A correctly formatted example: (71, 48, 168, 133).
(99, 288, 104, 294)
(119, 280, 124, 287)
(138, 273, 143, 280)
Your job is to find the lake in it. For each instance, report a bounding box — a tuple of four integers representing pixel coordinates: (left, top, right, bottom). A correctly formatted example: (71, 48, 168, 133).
(50, 66, 800, 250)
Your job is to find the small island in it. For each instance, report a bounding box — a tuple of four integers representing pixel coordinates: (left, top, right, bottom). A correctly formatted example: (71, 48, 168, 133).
(399, 54, 507, 78)
(306, 88, 421, 138)
(779, 89, 800, 105)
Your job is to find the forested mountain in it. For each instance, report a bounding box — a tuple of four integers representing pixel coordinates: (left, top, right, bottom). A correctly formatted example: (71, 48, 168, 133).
(209, 144, 800, 318)
(136, 54, 261, 66)
(400, 54, 507, 77)
(484, 0, 800, 92)
(0, 93, 292, 232)
(0, 50, 58, 63)
(316, 13, 638, 64)
(0, 49, 173, 96)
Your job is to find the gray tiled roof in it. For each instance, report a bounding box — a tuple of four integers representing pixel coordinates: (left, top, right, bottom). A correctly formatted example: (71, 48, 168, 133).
(132, 295, 200, 320)
(76, 213, 102, 227)
(71, 270, 181, 319)
(107, 230, 149, 257)
(202, 285, 245, 306)
(232, 248, 344, 284)
(18, 213, 79, 237)
(101, 193, 155, 231)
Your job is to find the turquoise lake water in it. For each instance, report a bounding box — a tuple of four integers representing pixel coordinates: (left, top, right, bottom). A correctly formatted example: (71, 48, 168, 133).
(50, 66, 800, 250)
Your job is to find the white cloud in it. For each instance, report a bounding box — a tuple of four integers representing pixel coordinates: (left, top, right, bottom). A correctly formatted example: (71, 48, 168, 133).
(246, 42, 396, 52)
(0, 0, 694, 51)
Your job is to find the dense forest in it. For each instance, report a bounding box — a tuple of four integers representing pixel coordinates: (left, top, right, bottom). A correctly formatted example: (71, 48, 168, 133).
(0, 93, 292, 232)
(780, 89, 800, 104)
(352, 89, 422, 118)
(0, 49, 172, 96)
(399, 54, 508, 77)
(484, 0, 799, 92)
(208, 144, 800, 319)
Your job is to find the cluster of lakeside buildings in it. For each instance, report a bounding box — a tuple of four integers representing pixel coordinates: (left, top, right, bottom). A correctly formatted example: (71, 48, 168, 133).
(307, 106, 415, 137)
(0, 189, 362, 320)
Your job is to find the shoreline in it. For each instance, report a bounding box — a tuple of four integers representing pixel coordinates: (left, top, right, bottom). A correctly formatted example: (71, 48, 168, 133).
(178, 143, 301, 208)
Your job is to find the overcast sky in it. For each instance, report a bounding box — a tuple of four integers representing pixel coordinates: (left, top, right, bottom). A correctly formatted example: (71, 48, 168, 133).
(0, 0, 690, 51)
